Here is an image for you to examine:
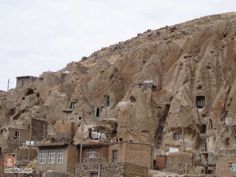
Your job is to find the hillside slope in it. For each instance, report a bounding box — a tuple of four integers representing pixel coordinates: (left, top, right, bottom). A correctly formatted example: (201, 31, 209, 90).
(1, 12, 236, 175)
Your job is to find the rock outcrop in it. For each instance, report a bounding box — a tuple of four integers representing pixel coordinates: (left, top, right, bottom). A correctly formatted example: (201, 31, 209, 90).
(1, 12, 236, 175)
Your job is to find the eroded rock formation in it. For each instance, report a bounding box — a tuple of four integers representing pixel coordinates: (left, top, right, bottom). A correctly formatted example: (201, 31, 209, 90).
(1, 12, 236, 175)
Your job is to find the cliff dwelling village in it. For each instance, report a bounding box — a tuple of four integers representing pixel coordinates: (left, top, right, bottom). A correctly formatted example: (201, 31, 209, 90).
(1, 12, 236, 177)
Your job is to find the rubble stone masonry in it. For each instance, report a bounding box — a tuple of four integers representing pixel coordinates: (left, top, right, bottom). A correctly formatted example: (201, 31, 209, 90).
(75, 162, 148, 177)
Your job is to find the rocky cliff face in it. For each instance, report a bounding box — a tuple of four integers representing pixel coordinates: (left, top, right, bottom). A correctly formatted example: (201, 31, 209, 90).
(1, 12, 236, 158)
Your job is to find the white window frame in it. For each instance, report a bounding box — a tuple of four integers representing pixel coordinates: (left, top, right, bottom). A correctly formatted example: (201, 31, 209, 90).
(57, 150, 64, 164)
(39, 150, 47, 164)
(48, 150, 55, 164)
(88, 148, 97, 158)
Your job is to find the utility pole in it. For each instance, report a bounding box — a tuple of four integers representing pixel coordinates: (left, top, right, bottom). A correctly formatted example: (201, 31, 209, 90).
(79, 112, 84, 163)
(7, 79, 10, 91)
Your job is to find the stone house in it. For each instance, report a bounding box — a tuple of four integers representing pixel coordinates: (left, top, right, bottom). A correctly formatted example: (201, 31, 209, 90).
(109, 141, 152, 168)
(165, 151, 194, 174)
(35, 141, 77, 177)
(80, 142, 109, 163)
(75, 141, 151, 177)
(0, 119, 47, 154)
(7, 127, 30, 153)
(16, 76, 38, 89)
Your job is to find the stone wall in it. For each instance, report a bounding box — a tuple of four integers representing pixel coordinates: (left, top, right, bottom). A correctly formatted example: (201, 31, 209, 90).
(16, 147, 37, 162)
(166, 152, 193, 174)
(75, 162, 148, 177)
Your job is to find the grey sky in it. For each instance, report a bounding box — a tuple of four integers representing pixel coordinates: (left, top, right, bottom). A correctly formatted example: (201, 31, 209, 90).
(0, 0, 235, 90)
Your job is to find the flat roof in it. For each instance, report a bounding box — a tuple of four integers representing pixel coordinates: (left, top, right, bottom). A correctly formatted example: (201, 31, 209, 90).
(34, 142, 69, 148)
(16, 76, 35, 79)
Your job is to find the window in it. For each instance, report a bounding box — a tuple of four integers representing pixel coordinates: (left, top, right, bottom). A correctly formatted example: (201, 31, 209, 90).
(173, 132, 181, 141)
(104, 95, 110, 107)
(201, 124, 207, 133)
(21, 79, 26, 87)
(69, 101, 76, 110)
(232, 163, 236, 173)
(88, 149, 97, 158)
(14, 130, 20, 139)
(95, 107, 100, 118)
(196, 96, 205, 108)
(90, 172, 98, 177)
(48, 150, 55, 164)
(209, 119, 213, 130)
(39, 150, 47, 164)
(112, 150, 118, 162)
(57, 150, 64, 164)
(130, 96, 136, 103)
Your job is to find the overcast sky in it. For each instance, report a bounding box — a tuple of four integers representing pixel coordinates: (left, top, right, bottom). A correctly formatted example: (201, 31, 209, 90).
(0, 0, 235, 91)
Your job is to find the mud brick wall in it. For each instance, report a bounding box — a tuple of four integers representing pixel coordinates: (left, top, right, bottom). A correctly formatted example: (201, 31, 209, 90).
(166, 152, 193, 174)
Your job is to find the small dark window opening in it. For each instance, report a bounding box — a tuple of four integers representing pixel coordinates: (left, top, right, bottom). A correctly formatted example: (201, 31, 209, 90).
(95, 107, 100, 118)
(206, 170, 212, 174)
(104, 95, 110, 107)
(130, 96, 136, 103)
(0, 129, 3, 134)
(173, 132, 181, 141)
(119, 138, 123, 142)
(90, 172, 98, 177)
(112, 122, 118, 134)
(14, 130, 20, 139)
(225, 137, 230, 146)
(9, 108, 15, 116)
(69, 102, 77, 110)
(201, 124, 207, 133)
(25, 88, 34, 96)
(88, 128, 92, 138)
(0, 147, 1, 154)
(209, 119, 213, 130)
(112, 150, 118, 162)
(196, 96, 205, 108)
